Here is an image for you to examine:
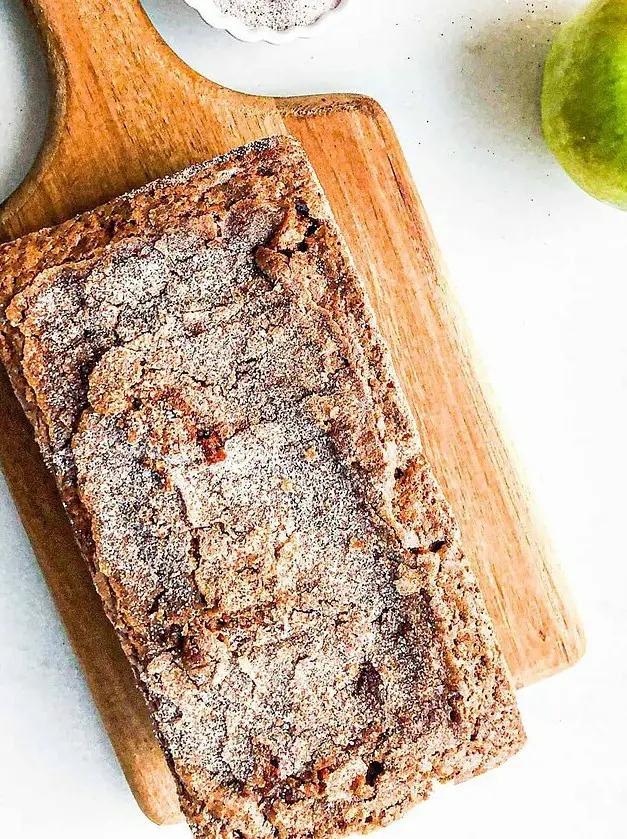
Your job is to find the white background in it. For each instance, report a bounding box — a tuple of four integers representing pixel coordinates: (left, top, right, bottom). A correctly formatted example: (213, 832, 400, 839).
(1, 0, 625, 836)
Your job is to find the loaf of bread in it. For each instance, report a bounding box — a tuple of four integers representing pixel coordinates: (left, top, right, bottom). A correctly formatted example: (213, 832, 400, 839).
(0, 136, 524, 838)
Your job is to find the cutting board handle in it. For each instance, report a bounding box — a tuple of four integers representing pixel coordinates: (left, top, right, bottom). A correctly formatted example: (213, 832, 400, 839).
(7, 0, 240, 235)
(24, 0, 197, 101)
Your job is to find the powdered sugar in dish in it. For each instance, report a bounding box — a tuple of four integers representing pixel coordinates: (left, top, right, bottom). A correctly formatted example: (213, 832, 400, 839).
(213, 0, 340, 30)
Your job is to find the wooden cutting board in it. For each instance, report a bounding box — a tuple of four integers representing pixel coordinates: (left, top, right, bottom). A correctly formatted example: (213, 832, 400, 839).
(0, 0, 584, 825)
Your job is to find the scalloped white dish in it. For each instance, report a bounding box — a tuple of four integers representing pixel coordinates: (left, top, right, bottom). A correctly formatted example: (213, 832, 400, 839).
(183, 0, 353, 44)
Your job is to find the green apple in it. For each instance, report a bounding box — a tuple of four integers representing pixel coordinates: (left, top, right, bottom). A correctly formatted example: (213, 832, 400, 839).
(542, 0, 627, 208)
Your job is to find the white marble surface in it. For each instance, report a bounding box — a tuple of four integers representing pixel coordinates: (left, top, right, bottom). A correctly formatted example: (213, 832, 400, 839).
(0, 0, 625, 836)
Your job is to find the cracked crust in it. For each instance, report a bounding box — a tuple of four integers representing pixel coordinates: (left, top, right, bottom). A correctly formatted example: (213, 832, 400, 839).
(0, 136, 524, 839)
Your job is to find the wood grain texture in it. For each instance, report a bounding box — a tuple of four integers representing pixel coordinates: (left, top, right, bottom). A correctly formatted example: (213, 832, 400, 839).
(0, 0, 584, 825)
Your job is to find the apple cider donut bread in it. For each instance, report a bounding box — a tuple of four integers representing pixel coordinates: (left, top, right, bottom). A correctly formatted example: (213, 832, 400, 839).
(0, 136, 524, 839)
